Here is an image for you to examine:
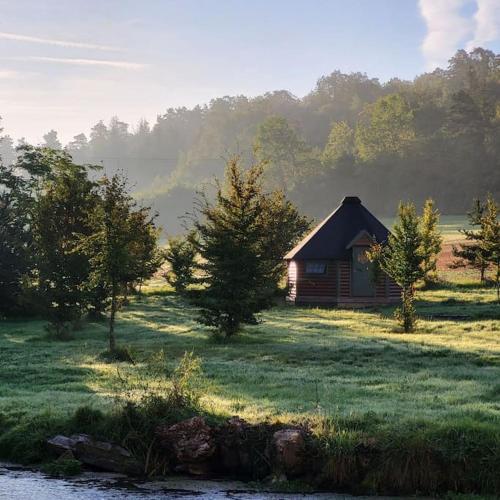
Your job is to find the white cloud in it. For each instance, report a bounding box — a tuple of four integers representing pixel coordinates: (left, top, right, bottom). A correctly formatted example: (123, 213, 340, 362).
(0, 31, 120, 51)
(467, 0, 500, 50)
(419, 0, 473, 70)
(11, 56, 146, 70)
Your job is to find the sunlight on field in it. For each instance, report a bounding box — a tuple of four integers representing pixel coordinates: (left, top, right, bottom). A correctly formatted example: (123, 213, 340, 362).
(380, 215, 470, 242)
(0, 272, 498, 427)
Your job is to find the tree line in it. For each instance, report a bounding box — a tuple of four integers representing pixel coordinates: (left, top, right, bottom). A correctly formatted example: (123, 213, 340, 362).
(0, 145, 310, 346)
(0, 144, 162, 357)
(1, 141, 498, 341)
(2, 48, 499, 233)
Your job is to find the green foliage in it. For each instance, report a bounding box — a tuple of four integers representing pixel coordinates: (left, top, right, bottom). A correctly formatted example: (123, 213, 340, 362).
(355, 94, 415, 161)
(480, 196, 500, 301)
(394, 292, 418, 333)
(419, 198, 442, 284)
(368, 202, 424, 332)
(98, 345, 136, 364)
(18, 48, 500, 234)
(254, 116, 309, 192)
(79, 173, 162, 351)
(41, 458, 82, 477)
(193, 158, 269, 336)
(322, 121, 355, 166)
(192, 157, 308, 337)
(452, 196, 499, 292)
(164, 233, 197, 293)
(0, 162, 32, 315)
(32, 150, 98, 329)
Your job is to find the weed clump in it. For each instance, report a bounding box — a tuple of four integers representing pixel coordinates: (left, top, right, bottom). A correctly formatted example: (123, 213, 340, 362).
(41, 458, 82, 477)
(99, 346, 135, 364)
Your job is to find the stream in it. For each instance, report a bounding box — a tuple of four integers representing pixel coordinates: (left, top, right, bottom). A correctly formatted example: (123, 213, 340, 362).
(0, 462, 400, 499)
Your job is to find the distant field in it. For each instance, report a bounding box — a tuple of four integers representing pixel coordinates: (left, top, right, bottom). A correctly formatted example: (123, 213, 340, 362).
(380, 214, 470, 242)
(0, 271, 498, 427)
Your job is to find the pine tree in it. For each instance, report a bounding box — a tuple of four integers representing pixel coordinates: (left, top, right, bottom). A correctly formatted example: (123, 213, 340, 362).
(481, 195, 500, 301)
(452, 199, 490, 282)
(419, 198, 442, 284)
(192, 157, 308, 337)
(368, 202, 424, 332)
(164, 233, 197, 293)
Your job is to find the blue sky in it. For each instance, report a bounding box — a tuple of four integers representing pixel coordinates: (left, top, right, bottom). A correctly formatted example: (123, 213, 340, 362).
(0, 0, 499, 143)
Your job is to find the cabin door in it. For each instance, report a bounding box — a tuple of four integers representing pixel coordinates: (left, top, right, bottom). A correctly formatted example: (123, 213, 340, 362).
(352, 247, 375, 297)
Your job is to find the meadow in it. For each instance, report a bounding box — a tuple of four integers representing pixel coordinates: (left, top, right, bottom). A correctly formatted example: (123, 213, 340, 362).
(0, 269, 498, 426)
(0, 217, 499, 495)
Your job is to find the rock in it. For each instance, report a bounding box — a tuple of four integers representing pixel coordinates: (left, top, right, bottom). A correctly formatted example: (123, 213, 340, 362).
(47, 435, 75, 455)
(57, 450, 76, 461)
(47, 434, 141, 476)
(217, 417, 252, 473)
(271, 429, 305, 477)
(156, 416, 215, 475)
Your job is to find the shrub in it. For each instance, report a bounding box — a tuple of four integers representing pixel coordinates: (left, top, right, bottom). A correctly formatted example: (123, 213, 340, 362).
(41, 458, 82, 477)
(98, 346, 136, 364)
(164, 233, 197, 293)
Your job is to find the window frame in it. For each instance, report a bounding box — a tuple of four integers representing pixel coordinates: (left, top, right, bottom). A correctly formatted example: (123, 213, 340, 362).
(304, 261, 327, 275)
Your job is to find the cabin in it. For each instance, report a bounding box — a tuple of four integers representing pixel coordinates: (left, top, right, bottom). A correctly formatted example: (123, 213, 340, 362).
(284, 196, 400, 306)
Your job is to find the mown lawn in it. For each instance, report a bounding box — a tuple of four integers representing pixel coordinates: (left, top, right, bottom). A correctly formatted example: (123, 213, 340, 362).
(0, 273, 498, 428)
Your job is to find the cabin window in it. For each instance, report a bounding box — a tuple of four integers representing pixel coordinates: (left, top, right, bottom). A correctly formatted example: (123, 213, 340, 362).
(305, 262, 326, 274)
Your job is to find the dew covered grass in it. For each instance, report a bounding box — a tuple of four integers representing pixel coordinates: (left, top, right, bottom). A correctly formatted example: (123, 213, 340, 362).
(0, 272, 498, 428)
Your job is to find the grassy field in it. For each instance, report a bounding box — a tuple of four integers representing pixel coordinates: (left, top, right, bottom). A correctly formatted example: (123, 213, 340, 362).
(0, 272, 498, 428)
(381, 214, 470, 242)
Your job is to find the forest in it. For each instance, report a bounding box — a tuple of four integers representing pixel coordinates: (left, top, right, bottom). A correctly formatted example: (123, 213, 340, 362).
(2, 48, 500, 233)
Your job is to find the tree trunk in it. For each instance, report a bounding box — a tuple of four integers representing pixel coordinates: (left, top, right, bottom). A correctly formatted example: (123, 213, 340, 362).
(109, 283, 117, 352)
(496, 262, 499, 303)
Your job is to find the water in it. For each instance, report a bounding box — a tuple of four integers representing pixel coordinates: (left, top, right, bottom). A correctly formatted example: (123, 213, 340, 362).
(0, 463, 378, 499)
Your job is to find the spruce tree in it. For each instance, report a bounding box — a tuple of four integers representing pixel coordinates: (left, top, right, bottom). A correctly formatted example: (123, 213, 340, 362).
(419, 198, 442, 284)
(368, 202, 424, 332)
(164, 233, 197, 293)
(192, 157, 308, 337)
(481, 195, 500, 301)
(451, 199, 489, 281)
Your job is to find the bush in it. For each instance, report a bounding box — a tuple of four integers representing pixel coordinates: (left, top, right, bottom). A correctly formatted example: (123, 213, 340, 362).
(41, 458, 82, 477)
(164, 234, 197, 293)
(98, 346, 136, 364)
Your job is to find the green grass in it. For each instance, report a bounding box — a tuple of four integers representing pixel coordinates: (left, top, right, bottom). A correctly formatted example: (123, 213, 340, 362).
(0, 273, 498, 427)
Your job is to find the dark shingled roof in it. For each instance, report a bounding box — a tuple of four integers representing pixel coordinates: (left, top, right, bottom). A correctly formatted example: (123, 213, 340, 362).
(284, 196, 390, 260)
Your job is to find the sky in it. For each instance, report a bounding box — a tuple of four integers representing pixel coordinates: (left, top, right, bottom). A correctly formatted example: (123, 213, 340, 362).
(0, 0, 500, 144)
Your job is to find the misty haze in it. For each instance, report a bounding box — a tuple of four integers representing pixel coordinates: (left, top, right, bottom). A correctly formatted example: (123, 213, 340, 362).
(0, 1, 499, 499)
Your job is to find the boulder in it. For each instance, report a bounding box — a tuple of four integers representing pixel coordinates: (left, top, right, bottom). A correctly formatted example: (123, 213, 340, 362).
(156, 416, 215, 475)
(218, 416, 252, 473)
(47, 434, 141, 475)
(271, 429, 305, 477)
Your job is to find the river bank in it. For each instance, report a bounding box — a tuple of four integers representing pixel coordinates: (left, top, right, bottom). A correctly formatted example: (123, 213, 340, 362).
(0, 462, 406, 499)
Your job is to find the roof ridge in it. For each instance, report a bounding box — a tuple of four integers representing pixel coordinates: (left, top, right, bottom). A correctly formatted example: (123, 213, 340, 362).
(283, 201, 343, 260)
(284, 198, 390, 261)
